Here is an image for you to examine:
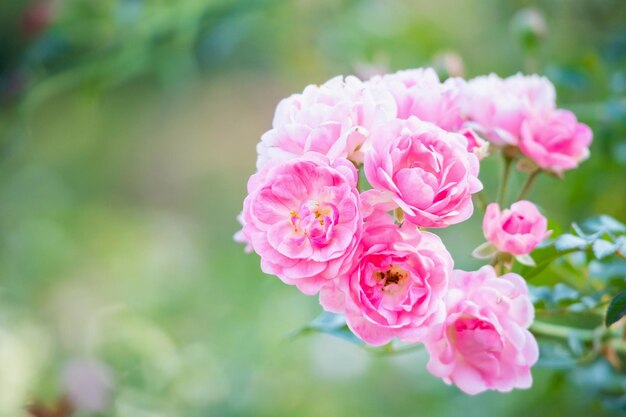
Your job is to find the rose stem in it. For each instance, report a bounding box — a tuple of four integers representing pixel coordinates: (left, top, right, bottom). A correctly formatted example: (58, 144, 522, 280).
(497, 154, 513, 206)
(517, 170, 540, 201)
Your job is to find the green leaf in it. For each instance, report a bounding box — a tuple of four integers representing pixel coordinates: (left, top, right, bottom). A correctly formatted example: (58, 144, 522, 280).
(471, 242, 498, 259)
(555, 234, 588, 251)
(535, 340, 578, 369)
(592, 239, 619, 259)
(571, 222, 587, 238)
(605, 290, 626, 327)
(529, 285, 552, 306)
(296, 312, 364, 346)
(582, 215, 626, 235)
(515, 254, 536, 266)
(552, 283, 580, 303)
(294, 312, 423, 356)
(517, 245, 578, 280)
(567, 333, 584, 357)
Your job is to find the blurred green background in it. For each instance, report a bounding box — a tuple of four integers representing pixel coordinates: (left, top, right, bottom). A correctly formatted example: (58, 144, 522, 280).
(1, 0, 626, 416)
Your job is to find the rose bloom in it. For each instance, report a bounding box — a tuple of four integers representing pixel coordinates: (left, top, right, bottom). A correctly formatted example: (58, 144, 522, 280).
(364, 117, 482, 228)
(369, 68, 465, 132)
(424, 266, 538, 395)
(520, 109, 592, 174)
(483, 200, 551, 256)
(320, 213, 452, 345)
(461, 73, 555, 145)
(256, 75, 396, 169)
(241, 152, 362, 295)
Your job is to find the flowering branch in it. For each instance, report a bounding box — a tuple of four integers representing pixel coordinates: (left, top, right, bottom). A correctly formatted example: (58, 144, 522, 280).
(238, 67, 599, 396)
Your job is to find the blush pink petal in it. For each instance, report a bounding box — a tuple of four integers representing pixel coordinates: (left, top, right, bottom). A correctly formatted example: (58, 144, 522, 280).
(257, 75, 397, 168)
(461, 73, 556, 146)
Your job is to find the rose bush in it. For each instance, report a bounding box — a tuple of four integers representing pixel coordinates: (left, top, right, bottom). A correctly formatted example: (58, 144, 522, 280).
(236, 67, 615, 397)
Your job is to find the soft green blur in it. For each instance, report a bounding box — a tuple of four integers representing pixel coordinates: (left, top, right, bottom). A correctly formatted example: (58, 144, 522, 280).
(1, 0, 625, 416)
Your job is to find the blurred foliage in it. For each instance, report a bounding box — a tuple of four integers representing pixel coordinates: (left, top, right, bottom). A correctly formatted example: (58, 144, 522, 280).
(0, 0, 625, 416)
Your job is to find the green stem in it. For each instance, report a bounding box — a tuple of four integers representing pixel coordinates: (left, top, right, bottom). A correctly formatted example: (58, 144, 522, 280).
(517, 170, 540, 201)
(497, 155, 513, 206)
(530, 320, 596, 341)
(531, 320, 626, 357)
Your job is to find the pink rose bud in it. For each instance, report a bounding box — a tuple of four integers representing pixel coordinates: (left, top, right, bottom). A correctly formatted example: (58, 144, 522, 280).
(320, 214, 452, 346)
(424, 266, 538, 395)
(483, 201, 552, 256)
(459, 128, 489, 160)
(461, 73, 556, 146)
(364, 117, 482, 228)
(242, 152, 362, 295)
(256, 76, 397, 169)
(369, 68, 465, 131)
(519, 109, 593, 174)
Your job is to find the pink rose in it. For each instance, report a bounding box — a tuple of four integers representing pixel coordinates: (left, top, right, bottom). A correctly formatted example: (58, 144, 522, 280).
(256, 76, 396, 169)
(241, 153, 362, 295)
(320, 214, 452, 345)
(483, 201, 552, 256)
(519, 109, 592, 174)
(364, 117, 482, 228)
(424, 266, 538, 395)
(461, 73, 555, 145)
(369, 68, 465, 131)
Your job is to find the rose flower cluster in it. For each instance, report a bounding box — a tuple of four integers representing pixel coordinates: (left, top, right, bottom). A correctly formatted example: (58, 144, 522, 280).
(236, 68, 592, 394)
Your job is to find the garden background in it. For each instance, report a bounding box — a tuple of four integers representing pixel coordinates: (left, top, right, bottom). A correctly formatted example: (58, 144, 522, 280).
(1, 0, 626, 416)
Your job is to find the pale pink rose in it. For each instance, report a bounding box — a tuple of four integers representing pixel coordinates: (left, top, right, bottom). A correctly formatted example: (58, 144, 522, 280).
(483, 201, 551, 256)
(461, 73, 555, 145)
(369, 68, 465, 131)
(242, 152, 362, 295)
(363, 117, 482, 228)
(424, 266, 538, 395)
(320, 214, 452, 346)
(519, 109, 592, 174)
(256, 76, 396, 169)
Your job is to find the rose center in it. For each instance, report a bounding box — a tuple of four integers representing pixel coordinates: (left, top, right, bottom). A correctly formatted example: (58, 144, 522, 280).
(374, 265, 409, 292)
(289, 201, 339, 246)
